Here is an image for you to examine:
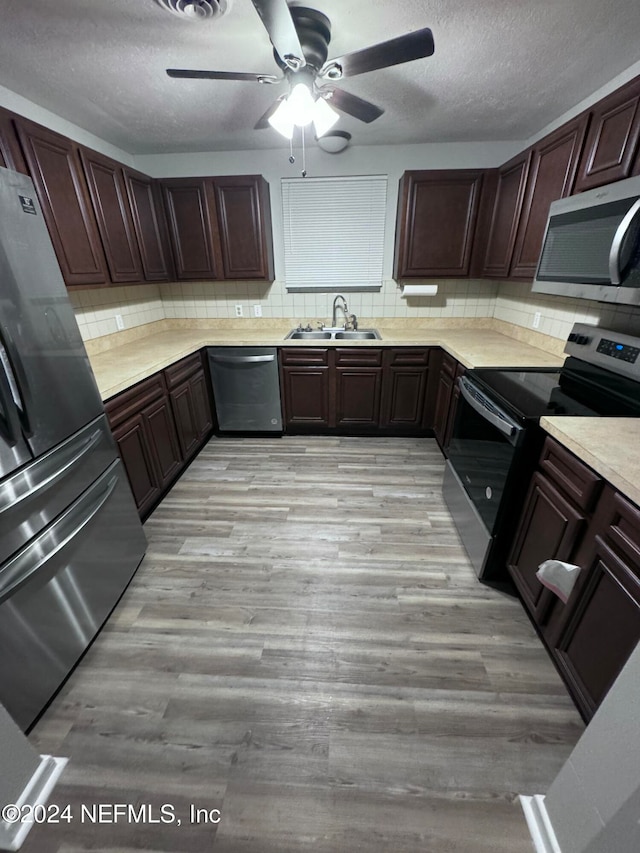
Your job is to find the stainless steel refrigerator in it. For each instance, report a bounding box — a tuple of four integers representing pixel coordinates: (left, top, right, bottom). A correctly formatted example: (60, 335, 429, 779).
(0, 166, 146, 731)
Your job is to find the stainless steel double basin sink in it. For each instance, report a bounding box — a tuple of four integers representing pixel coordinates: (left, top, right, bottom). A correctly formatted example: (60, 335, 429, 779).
(285, 329, 381, 341)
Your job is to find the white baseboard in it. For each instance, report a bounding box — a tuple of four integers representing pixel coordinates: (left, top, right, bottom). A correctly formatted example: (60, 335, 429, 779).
(0, 755, 68, 851)
(520, 794, 562, 853)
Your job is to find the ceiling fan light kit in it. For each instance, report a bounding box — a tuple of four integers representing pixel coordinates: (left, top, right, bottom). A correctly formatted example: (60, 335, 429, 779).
(316, 129, 351, 153)
(166, 0, 435, 142)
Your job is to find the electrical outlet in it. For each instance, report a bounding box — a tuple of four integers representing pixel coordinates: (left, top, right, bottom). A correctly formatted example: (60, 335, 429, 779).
(533, 312, 541, 329)
(253, 304, 263, 318)
(115, 314, 124, 331)
(235, 304, 243, 317)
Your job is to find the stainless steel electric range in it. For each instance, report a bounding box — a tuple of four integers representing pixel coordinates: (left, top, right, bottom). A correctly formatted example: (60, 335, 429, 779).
(443, 323, 640, 583)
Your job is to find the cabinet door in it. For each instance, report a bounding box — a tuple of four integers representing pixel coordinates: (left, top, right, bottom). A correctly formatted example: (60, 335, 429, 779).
(112, 413, 160, 517)
(433, 372, 453, 447)
(510, 115, 589, 279)
(281, 366, 331, 430)
(380, 356, 429, 432)
(0, 108, 27, 173)
(80, 149, 144, 284)
(508, 472, 587, 621)
(574, 77, 640, 191)
(143, 396, 183, 487)
(123, 168, 172, 282)
(161, 179, 218, 280)
(335, 368, 382, 429)
(14, 119, 108, 286)
(555, 536, 640, 720)
(189, 369, 214, 441)
(213, 176, 274, 280)
(482, 151, 531, 277)
(394, 170, 483, 277)
(170, 381, 199, 459)
(442, 364, 465, 450)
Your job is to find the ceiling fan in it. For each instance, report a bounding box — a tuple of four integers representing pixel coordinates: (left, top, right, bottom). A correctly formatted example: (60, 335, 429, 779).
(166, 0, 435, 139)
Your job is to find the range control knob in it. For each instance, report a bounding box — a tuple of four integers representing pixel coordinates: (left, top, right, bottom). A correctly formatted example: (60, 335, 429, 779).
(568, 333, 590, 345)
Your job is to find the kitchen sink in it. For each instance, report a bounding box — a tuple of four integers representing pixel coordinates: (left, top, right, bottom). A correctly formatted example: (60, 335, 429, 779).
(285, 331, 333, 340)
(334, 330, 381, 340)
(285, 328, 381, 340)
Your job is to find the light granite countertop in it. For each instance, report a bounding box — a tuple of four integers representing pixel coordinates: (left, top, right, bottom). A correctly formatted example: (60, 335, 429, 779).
(88, 319, 564, 401)
(540, 417, 640, 508)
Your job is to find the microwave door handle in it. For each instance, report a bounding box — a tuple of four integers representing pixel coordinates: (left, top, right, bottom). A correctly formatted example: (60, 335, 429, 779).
(609, 198, 640, 285)
(458, 376, 521, 443)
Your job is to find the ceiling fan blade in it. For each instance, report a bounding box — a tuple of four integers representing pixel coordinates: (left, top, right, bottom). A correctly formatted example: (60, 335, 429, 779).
(254, 97, 285, 130)
(321, 27, 435, 79)
(322, 87, 384, 124)
(167, 69, 281, 83)
(250, 0, 306, 69)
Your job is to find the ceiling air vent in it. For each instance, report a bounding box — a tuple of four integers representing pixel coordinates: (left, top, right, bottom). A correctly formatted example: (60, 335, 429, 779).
(155, 0, 231, 20)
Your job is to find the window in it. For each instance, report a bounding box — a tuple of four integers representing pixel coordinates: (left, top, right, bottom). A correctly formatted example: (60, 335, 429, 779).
(282, 175, 387, 292)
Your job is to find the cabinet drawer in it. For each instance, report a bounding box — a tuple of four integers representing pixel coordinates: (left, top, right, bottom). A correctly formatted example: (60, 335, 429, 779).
(440, 352, 457, 378)
(599, 488, 640, 571)
(164, 351, 203, 388)
(280, 348, 329, 366)
(539, 437, 602, 511)
(384, 348, 430, 367)
(105, 372, 167, 428)
(334, 348, 382, 367)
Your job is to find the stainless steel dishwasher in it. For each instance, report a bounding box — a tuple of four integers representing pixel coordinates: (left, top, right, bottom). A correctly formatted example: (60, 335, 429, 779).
(207, 347, 283, 432)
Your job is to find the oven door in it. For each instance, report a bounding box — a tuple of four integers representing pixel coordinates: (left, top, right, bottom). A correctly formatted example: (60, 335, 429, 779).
(444, 375, 524, 578)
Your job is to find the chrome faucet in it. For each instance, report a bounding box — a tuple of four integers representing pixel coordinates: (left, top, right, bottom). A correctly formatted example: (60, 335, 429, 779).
(332, 294, 349, 328)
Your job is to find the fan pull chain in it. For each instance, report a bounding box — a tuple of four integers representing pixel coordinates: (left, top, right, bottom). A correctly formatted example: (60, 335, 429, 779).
(301, 125, 307, 178)
(288, 135, 295, 165)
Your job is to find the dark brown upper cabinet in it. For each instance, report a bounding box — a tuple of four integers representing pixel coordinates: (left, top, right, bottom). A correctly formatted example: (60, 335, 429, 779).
(14, 118, 108, 286)
(79, 149, 144, 284)
(213, 175, 274, 280)
(510, 114, 589, 279)
(161, 178, 219, 281)
(123, 167, 173, 282)
(481, 151, 531, 277)
(394, 170, 484, 278)
(574, 77, 640, 192)
(0, 108, 27, 173)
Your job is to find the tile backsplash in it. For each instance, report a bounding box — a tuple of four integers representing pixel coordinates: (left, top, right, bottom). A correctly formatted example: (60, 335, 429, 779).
(71, 278, 640, 342)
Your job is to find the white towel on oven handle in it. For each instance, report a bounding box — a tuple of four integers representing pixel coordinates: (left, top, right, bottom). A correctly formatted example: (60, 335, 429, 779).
(536, 559, 582, 603)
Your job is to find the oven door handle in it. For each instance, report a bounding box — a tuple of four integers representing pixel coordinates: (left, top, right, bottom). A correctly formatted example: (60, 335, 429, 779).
(458, 376, 523, 444)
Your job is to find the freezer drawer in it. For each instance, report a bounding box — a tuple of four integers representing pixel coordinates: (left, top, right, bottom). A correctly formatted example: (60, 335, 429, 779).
(0, 458, 146, 731)
(0, 414, 118, 565)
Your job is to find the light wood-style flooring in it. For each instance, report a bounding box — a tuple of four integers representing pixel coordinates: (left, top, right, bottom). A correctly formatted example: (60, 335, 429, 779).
(26, 436, 584, 852)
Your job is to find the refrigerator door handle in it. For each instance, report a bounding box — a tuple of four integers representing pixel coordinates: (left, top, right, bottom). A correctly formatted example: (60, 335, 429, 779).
(0, 352, 23, 446)
(0, 427, 103, 515)
(0, 472, 119, 603)
(0, 328, 31, 436)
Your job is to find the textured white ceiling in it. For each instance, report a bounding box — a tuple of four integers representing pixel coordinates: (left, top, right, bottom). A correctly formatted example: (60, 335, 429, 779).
(0, 0, 639, 154)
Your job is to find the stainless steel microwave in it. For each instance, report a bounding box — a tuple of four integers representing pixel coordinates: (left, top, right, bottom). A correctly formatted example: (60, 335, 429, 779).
(532, 174, 640, 305)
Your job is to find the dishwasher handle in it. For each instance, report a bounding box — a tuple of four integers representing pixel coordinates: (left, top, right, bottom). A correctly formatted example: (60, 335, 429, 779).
(209, 354, 276, 364)
(458, 375, 523, 445)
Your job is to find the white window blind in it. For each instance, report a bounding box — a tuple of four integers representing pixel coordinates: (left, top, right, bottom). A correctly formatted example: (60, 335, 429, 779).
(282, 175, 387, 291)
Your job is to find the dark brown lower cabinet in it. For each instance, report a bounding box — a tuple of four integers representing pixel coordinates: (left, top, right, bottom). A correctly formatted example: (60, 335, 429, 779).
(106, 351, 213, 518)
(380, 349, 430, 431)
(107, 382, 182, 519)
(555, 535, 640, 719)
(111, 412, 160, 517)
(508, 436, 640, 721)
(335, 368, 382, 429)
(280, 347, 432, 434)
(433, 352, 461, 450)
(166, 354, 213, 459)
(508, 472, 587, 621)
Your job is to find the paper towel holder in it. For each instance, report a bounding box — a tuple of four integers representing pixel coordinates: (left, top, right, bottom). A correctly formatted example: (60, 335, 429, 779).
(399, 283, 439, 298)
